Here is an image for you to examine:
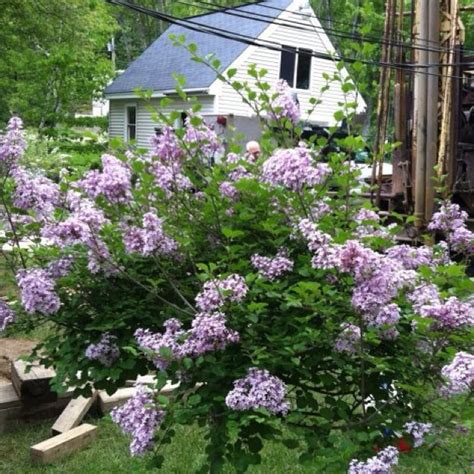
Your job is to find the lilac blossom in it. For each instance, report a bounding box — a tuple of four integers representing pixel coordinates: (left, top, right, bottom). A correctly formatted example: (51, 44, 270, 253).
(111, 385, 165, 455)
(428, 201, 467, 233)
(87, 238, 118, 275)
(183, 116, 224, 158)
(85, 333, 120, 367)
(225, 368, 290, 415)
(78, 154, 131, 204)
(269, 80, 300, 124)
(150, 126, 183, 163)
(195, 274, 248, 312)
(251, 248, 294, 280)
(135, 313, 239, 370)
(151, 161, 192, 196)
(404, 421, 432, 447)
(449, 226, 474, 254)
(123, 212, 178, 257)
(440, 351, 474, 396)
(354, 208, 379, 223)
(421, 297, 474, 330)
(0, 116, 26, 164)
(17, 268, 60, 315)
(348, 446, 399, 474)
(335, 323, 361, 354)
(135, 320, 186, 371)
(12, 166, 60, 218)
(0, 300, 15, 331)
(46, 256, 74, 279)
(408, 284, 442, 315)
(219, 181, 239, 200)
(365, 304, 401, 339)
(261, 146, 330, 191)
(297, 218, 332, 252)
(228, 165, 252, 182)
(385, 245, 434, 270)
(310, 200, 331, 220)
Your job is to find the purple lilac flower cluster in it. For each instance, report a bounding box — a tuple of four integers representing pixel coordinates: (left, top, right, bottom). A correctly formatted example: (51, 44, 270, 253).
(123, 212, 178, 257)
(78, 154, 132, 204)
(16, 268, 60, 315)
(150, 160, 192, 197)
(348, 446, 399, 474)
(440, 351, 474, 395)
(150, 126, 183, 163)
(225, 367, 290, 415)
(42, 197, 108, 247)
(335, 323, 361, 354)
(135, 312, 239, 370)
(85, 333, 120, 367)
(46, 256, 74, 279)
(219, 181, 239, 200)
(195, 274, 248, 312)
(111, 385, 165, 455)
(385, 245, 435, 270)
(404, 421, 432, 447)
(0, 116, 26, 164)
(12, 166, 60, 219)
(428, 201, 474, 254)
(261, 146, 330, 192)
(269, 79, 300, 125)
(0, 300, 15, 331)
(251, 248, 294, 280)
(183, 116, 224, 158)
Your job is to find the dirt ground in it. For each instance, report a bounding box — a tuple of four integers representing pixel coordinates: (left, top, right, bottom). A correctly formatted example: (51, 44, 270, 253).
(0, 338, 37, 386)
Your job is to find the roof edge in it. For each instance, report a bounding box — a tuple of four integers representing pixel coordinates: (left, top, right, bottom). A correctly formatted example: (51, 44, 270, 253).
(105, 88, 210, 99)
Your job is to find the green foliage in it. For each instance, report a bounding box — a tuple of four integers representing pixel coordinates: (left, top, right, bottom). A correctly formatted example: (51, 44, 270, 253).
(0, 0, 116, 127)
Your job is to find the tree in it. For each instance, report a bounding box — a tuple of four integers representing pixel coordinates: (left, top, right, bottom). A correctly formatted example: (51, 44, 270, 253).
(0, 0, 116, 127)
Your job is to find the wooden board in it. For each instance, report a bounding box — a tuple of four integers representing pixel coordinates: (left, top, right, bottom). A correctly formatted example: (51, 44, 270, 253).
(98, 387, 136, 414)
(0, 397, 70, 435)
(0, 384, 21, 410)
(51, 392, 98, 435)
(11, 360, 57, 403)
(31, 423, 97, 464)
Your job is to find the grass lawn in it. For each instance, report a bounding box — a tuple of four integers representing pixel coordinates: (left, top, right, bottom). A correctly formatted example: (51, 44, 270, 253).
(0, 404, 473, 474)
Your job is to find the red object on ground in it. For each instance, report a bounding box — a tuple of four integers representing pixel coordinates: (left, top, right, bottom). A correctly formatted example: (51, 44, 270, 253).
(396, 437, 412, 453)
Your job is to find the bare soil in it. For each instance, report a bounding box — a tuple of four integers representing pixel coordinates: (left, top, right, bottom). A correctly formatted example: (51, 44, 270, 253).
(0, 338, 37, 386)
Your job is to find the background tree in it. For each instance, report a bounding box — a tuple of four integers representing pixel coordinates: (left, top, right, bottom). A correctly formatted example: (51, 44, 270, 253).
(0, 0, 116, 128)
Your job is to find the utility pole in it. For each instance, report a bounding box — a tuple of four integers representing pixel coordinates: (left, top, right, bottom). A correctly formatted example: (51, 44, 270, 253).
(413, 0, 428, 229)
(424, 0, 440, 222)
(372, 0, 396, 207)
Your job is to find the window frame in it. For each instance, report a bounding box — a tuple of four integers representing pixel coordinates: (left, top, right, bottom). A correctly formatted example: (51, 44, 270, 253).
(124, 103, 137, 142)
(278, 46, 312, 91)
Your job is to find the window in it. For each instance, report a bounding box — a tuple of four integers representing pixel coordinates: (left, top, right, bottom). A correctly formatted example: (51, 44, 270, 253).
(279, 47, 312, 90)
(126, 105, 136, 141)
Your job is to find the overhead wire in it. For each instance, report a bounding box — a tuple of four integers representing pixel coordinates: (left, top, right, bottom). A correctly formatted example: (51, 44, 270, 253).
(187, 0, 468, 57)
(188, 0, 474, 61)
(106, 0, 469, 82)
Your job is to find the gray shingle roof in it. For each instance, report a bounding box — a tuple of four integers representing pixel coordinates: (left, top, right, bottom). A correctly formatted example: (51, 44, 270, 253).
(105, 0, 293, 95)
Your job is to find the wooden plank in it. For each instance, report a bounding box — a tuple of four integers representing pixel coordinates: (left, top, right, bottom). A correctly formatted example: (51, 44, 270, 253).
(0, 384, 21, 410)
(51, 392, 98, 435)
(11, 360, 57, 403)
(31, 424, 97, 464)
(98, 387, 136, 414)
(0, 398, 70, 435)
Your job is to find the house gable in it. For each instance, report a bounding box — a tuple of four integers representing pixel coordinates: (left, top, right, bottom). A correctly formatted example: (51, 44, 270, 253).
(208, 0, 366, 126)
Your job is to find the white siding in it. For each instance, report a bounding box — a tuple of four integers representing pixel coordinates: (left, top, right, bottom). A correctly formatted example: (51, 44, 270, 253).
(108, 95, 216, 148)
(211, 1, 365, 126)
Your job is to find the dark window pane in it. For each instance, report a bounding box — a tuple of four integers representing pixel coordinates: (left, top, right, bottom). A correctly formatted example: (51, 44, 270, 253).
(296, 49, 312, 89)
(127, 106, 136, 125)
(128, 125, 136, 141)
(279, 47, 296, 85)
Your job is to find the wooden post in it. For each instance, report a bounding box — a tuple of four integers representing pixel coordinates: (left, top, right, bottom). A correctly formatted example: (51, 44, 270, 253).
(51, 392, 98, 436)
(413, 0, 428, 229)
(424, 0, 440, 221)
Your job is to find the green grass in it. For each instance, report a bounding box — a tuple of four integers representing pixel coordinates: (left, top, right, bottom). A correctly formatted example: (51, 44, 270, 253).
(0, 407, 473, 474)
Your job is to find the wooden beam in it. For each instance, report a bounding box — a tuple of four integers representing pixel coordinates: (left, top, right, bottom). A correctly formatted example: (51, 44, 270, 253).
(0, 384, 21, 410)
(31, 424, 97, 464)
(98, 387, 136, 414)
(51, 392, 98, 435)
(11, 360, 57, 403)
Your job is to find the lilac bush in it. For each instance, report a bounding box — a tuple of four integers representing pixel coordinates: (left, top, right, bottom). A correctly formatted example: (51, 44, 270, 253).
(0, 65, 473, 472)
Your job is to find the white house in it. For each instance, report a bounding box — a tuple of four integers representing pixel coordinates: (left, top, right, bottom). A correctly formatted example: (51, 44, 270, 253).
(104, 0, 366, 148)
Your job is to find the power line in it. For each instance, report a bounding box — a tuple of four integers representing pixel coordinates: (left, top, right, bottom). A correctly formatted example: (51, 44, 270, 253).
(186, 0, 462, 57)
(106, 0, 468, 81)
